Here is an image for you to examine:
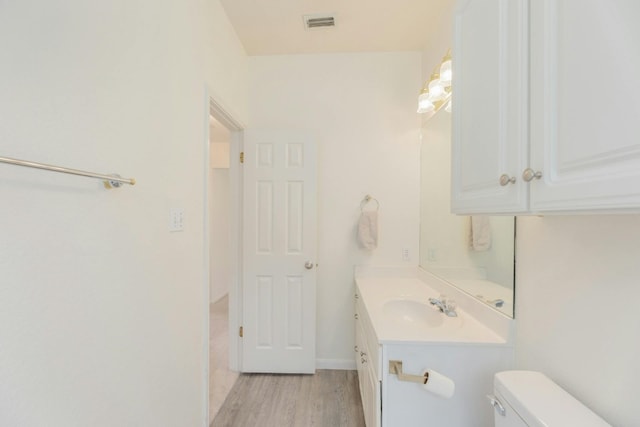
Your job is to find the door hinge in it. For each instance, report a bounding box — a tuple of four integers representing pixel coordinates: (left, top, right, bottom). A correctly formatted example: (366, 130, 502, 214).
(240, 152, 244, 164)
(239, 326, 243, 337)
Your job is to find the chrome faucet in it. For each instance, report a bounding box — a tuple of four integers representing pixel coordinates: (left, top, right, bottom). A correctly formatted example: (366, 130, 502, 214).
(429, 295, 458, 317)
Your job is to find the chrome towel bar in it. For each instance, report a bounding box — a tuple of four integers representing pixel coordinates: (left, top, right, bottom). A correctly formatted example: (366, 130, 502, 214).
(0, 155, 136, 188)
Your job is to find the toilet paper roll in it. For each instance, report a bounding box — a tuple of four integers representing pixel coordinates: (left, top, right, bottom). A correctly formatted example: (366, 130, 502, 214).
(423, 369, 455, 398)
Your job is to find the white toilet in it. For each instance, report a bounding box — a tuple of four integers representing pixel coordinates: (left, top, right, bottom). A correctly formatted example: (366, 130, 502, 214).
(489, 371, 611, 427)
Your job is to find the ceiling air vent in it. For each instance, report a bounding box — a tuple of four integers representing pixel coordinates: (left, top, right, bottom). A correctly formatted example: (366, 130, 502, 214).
(303, 14, 336, 29)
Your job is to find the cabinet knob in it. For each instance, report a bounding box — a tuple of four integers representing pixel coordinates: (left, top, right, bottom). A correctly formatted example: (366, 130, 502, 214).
(499, 174, 516, 186)
(522, 168, 543, 182)
(354, 345, 359, 353)
(354, 313, 359, 320)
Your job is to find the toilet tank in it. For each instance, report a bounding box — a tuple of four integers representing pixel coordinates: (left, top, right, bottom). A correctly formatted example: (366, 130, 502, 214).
(490, 371, 611, 427)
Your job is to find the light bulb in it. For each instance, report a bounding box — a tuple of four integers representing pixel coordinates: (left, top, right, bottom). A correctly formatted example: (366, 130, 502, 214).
(417, 92, 435, 114)
(440, 59, 452, 87)
(428, 79, 446, 101)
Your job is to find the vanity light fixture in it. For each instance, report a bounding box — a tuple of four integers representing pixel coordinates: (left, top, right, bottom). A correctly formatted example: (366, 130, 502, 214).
(439, 50, 452, 87)
(428, 69, 446, 101)
(417, 49, 452, 116)
(417, 90, 436, 114)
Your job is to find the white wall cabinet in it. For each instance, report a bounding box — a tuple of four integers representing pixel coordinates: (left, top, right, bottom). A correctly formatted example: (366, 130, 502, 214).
(452, 0, 640, 214)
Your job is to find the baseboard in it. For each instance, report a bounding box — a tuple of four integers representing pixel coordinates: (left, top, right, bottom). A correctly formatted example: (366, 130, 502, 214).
(316, 358, 356, 370)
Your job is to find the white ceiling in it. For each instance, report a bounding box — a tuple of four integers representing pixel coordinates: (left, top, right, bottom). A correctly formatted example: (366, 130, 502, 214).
(219, 0, 452, 55)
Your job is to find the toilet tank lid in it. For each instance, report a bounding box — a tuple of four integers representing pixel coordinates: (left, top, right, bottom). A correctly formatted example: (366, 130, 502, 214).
(494, 371, 611, 427)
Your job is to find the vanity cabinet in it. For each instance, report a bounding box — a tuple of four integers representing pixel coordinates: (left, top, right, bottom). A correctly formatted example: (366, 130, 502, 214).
(354, 285, 514, 427)
(452, 0, 640, 214)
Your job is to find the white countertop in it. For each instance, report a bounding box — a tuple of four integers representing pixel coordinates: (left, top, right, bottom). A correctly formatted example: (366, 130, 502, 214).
(355, 273, 511, 345)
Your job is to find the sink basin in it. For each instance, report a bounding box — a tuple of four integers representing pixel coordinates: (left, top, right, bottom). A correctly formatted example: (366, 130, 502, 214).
(382, 299, 444, 327)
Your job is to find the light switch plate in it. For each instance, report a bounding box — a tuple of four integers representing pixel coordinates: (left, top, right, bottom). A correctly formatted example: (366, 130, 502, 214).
(169, 208, 184, 232)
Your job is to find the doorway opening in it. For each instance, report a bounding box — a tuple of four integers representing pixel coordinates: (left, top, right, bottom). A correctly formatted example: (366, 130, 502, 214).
(206, 95, 244, 424)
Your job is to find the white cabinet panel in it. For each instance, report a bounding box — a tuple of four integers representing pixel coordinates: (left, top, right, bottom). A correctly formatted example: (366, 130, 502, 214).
(382, 345, 513, 427)
(356, 320, 380, 427)
(452, 0, 529, 213)
(530, 0, 640, 211)
(355, 294, 381, 427)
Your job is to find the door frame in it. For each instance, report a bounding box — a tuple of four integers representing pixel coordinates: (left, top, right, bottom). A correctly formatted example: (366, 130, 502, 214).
(203, 87, 245, 425)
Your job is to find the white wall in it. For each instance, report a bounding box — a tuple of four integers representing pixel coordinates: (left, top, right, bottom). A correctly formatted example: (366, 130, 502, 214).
(516, 216, 640, 426)
(205, 0, 249, 124)
(0, 0, 247, 425)
(248, 53, 422, 366)
(420, 4, 454, 84)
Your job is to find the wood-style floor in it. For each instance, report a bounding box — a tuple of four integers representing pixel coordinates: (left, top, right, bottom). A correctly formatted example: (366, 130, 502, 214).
(212, 370, 366, 427)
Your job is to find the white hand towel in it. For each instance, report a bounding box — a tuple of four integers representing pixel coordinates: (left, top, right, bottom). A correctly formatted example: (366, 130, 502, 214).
(470, 216, 491, 251)
(358, 211, 378, 250)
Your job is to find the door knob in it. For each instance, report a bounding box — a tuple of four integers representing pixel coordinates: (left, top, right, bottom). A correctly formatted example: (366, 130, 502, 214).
(522, 168, 542, 182)
(305, 261, 314, 270)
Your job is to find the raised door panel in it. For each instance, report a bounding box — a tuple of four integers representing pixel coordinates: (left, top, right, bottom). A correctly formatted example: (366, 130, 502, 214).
(451, 0, 529, 214)
(530, 0, 640, 211)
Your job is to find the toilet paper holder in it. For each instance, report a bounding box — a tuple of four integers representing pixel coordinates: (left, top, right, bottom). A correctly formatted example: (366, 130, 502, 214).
(389, 360, 428, 384)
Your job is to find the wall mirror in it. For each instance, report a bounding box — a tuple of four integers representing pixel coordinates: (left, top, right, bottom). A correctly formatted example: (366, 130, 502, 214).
(419, 110, 515, 317)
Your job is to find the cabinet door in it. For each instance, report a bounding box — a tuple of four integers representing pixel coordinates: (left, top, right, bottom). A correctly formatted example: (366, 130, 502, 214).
(451, 0, 529, 214)
(355, 320, 380, 427)
(530, 0, 640, 211)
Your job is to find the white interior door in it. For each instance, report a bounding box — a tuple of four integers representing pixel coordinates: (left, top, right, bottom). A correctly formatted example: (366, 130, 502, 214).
(242, 130, 317, 373)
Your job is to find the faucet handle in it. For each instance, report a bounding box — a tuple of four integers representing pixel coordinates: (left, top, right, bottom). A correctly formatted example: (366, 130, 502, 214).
(444, 299, 457, 312)
(437, 294, 449, 305)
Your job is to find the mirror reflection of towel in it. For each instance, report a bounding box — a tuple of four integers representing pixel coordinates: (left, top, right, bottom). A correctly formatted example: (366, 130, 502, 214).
(358, 211, 378, 250)
(470, 216, 491, 251)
